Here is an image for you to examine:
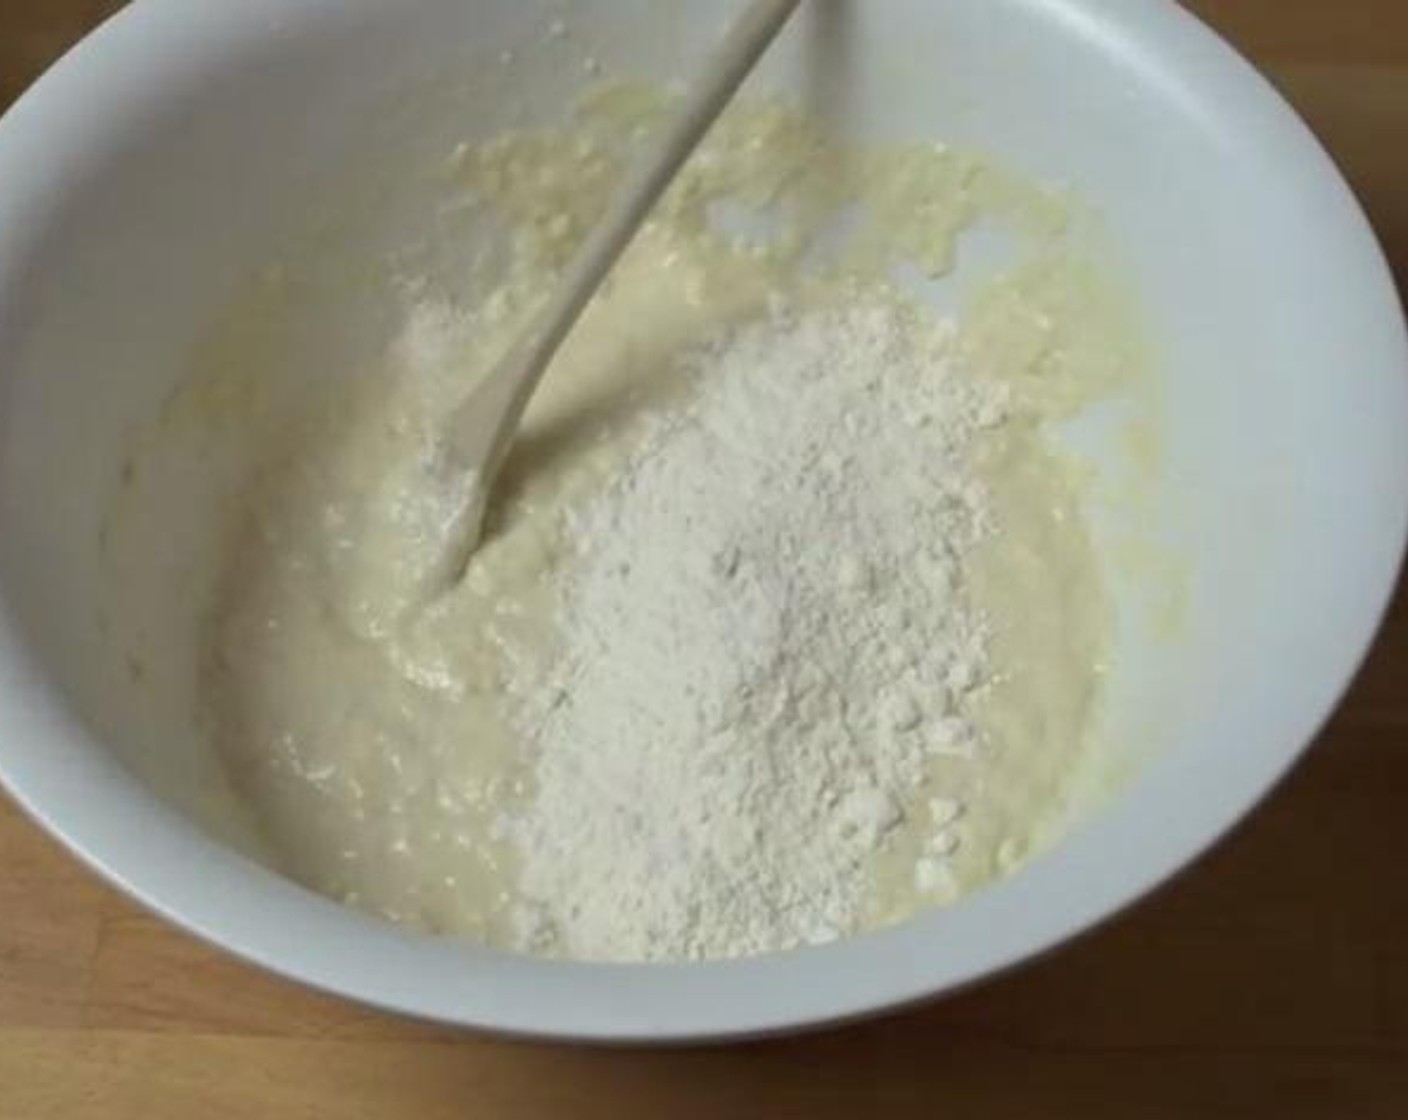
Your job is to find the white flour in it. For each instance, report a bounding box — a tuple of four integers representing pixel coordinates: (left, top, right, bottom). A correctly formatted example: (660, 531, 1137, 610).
(501, 303, 1009, 961)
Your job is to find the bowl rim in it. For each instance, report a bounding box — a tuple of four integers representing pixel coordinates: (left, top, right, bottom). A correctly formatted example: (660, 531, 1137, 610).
(0, 0, 1405, 1043)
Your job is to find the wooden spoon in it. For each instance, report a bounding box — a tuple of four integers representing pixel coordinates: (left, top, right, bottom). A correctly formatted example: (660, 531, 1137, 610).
(443, 0, 803, 565)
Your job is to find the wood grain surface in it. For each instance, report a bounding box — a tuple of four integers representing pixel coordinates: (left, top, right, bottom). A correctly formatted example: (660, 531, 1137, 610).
(2, 3, 1406, 1116)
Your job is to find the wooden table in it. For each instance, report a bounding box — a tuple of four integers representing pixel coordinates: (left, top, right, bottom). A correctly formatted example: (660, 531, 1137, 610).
(2, 3, 1406, 1116)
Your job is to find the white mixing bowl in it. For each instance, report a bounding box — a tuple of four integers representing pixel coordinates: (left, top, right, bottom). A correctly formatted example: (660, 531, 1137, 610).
(0, 0, 1404, 1042)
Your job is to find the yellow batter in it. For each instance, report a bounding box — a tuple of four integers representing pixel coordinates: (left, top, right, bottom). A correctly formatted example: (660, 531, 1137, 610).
(102, 85, 1146, 957)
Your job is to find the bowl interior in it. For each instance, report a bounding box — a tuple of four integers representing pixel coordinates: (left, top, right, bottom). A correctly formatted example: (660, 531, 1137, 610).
(0, 0, 1403, 1040)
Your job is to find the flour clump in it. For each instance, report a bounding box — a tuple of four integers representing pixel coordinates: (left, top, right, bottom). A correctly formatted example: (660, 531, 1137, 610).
(501, 303, 1006, 961)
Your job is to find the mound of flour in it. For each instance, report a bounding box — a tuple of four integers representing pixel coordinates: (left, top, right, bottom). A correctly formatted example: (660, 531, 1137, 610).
(501, 303, 1008, 961)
